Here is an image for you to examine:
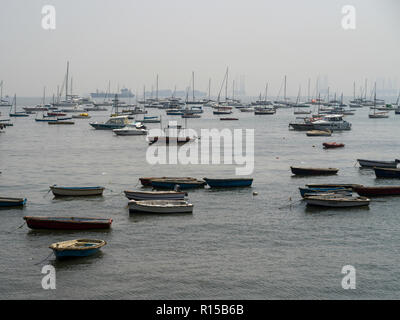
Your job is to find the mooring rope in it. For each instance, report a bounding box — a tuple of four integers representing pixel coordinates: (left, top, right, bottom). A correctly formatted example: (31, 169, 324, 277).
(6, 221, 26, 234)
(34, 251, 54, 266)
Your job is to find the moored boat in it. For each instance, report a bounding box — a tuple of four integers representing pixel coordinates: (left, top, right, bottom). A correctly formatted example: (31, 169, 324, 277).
(50, 185, 105, 196)
(150, 178, 206, 190)
(299, 187, 351, 198)
(203, 177, 253, 188)
(357, 159, 399, 168)
(139, 176, 197, 187)
(291, 166, 339, 176)
(374, 167, 400, 178)
(49, 239, 107, 259)
(353, 185, 400, 196)
(128, 200, 193, 214)
(0, 197, 27, 207)
(306, 130, 331, 137)
(24, 216, 112, 230)
(124, 190, 186, 200)
(304, 195, 370, 207)
(323, 142, 345, 149)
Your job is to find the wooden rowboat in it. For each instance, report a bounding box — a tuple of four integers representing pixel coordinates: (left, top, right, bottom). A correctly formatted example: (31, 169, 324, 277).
(374, 167, 400, 178)
(139, 177, 197, 187)
(124, 190, 186, 201)
(128, 200, 193, 214)
(306, 183, 363, 189)
(49, 239, 106, 259)
(0, 197, 27, 207)
(290, 166, 339, 176)
(357, 159, 400, 168)
(203, 177, 253, 188)
(299, 187, 352, 198)
(304, 195, 370, 207)
(150, 178, 206, 190)
(353, 185, 400, 196)
(50, 185, 105, 196)
(323, 142, 345, 149)
(24, 216, 112, 230)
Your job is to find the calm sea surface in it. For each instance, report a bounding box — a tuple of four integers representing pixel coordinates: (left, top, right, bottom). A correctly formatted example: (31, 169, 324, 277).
(1, 98, 400, 299)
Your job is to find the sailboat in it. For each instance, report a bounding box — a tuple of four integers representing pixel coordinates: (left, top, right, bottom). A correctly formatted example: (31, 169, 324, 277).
(9, 95, 29, 117)
(186, 72, 203, 105)
(0, 81, 12, 107)
(274, 75, 292, 108)
(369, 83, 389, 119)
(254, 83, 275, 114)
(293, 85, 311, 114)
(213, 68, 232, 115)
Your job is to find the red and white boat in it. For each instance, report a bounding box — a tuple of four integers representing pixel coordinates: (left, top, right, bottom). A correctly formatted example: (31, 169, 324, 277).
(323, 142, 345, 149)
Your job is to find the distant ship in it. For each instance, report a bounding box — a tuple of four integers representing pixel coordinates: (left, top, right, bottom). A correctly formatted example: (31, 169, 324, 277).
(90, 88, 134, 98)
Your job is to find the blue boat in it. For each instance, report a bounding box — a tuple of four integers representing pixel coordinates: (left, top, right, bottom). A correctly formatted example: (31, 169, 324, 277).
(0, 197, 27, 207)
(298, 187, 352, 198)
(374, 167, 400, 178)
(203, 178, 253, 188)
(49, 239, 106, 259)
(90, 116, 130, 130)
(151, 179, 206, 190)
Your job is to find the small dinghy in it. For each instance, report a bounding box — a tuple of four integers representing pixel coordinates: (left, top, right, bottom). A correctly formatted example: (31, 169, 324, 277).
(48, 120, 75, 125)
(124, 190, 186, 201)
(290, 166, 339, 176)
(357, 159, 400, 168)
(24, 216, 112, 230)
(220, 117, 239, 121)
(72, 113, 91, 119)
(374, 167, 400, 178)
(128, 200, 193, 214)
(50, 185, 105, 196)
(353, 185, 400, 196)
(323, 142, 345, 149)
(306, 130, 332, 137)
(203, 177, 253, 188)
(304, 195, 370, 207)
(150, 178, 206, 190)
(49, 239, 107, 259)
(139, 177, 197, 187)
(299, 187, 352, 198)
(0, 197, 27, 207)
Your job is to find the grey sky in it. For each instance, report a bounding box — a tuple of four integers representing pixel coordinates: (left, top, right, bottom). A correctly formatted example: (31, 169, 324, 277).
(0, 0, 398, 97)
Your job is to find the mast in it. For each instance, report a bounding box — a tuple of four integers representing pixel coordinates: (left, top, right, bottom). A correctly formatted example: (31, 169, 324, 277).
(265, 83, 268, 102)
(307, 78, 310, 102)
(43, 86, 46, 105)
(232, 80, 235, 101)
(365, 78, 368, 101)
(192, 71, 195, 102)
(156, 74, 159, 101)
(353, 81, 356, 101)
(65, 61, 69, 101)
(0, 81, 2, 101)
(373, 82, 376, 115)
(209, 79, 212, 101)
(284, 75, 287, 102)
(225, 67, 228, 102)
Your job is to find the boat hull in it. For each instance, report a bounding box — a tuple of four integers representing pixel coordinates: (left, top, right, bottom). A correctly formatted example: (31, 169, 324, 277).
(124, 190, 186, 200)
(290, 167, 339, 176)
(151, 180, 205, 190)
(0, 198, 27, 207)
(353, 186, 400, 196)
(24, 216, 112, 230)
(50, 186, 105, 196)
(304, 196, 370, 207)
(204, 178, 253, 188)
(357, 159, 399, 168)
(128, 200, 193, 214)
(374, 167, 400, 178)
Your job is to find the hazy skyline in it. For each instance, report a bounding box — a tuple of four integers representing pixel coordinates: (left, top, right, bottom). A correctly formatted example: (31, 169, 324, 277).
(0, 0, 399, 97)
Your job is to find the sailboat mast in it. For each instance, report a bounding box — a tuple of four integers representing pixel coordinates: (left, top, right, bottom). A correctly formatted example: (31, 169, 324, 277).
(65, 61, 69, 101)
(307, 78, 310, 102)
(284, 75, 287, 102)
(156, 74, 159, 101)
(225, 67, 228, 102)
(208, 78, 211, 101)
(192, 71, 195, 102)
(265, 83, 268, 102)
(232, 80, 235, 101)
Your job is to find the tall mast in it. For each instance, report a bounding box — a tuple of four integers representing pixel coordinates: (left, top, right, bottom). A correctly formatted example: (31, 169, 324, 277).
(307, 78, 310, 102)
(225, 67, 228, 102)
(265, 83, 268, 102)
(284, 75, 287, 102)
(70, 77, 73, 97)
(365, 78, 368, 101)
(65, 61, 69, 101)
(208, 78, 211, 101)
(43, 86, 46, 105)
(156, 74, 159, 101)
(192, 71, 195, 102)
(353, 81, 356, 100)
(232, 80, 235, 101)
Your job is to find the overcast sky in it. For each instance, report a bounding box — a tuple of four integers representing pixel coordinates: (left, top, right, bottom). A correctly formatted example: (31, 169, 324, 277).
(0, 0, 399, 97)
